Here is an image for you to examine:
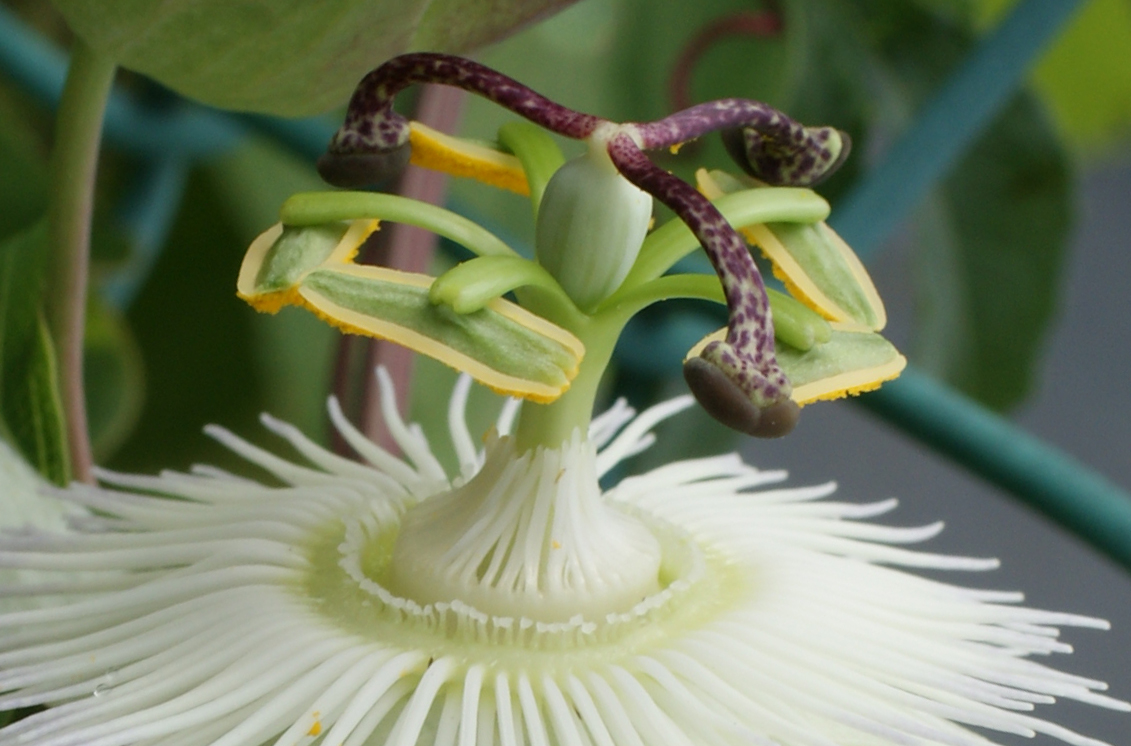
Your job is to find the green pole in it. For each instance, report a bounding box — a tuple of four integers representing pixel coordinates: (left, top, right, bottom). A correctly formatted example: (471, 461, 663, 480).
(860, 368, 1131, 572)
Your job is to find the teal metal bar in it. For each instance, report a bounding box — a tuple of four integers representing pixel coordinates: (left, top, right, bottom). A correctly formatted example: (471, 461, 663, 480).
(832, 0, 1084, 257)
(859, 369, 1131, 571)
(820, 0, 1131, 571)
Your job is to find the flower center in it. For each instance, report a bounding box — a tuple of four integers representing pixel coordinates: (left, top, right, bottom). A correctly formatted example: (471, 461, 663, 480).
(388, 429, 661, 623)
(299, 431, 742, 659)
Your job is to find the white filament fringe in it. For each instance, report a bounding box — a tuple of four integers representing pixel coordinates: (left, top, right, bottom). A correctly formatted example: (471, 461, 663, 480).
(0, 374, 1126, 746)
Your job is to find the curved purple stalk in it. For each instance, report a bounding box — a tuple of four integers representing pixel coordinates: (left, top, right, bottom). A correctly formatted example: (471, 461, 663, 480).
(321, 53, 604, 186)
(606, 133, 799, 437)
(633, 100, 849, 187)
(323, 53, 846, 189)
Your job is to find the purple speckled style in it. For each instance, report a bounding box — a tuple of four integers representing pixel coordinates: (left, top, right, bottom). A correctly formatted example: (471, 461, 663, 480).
(607, 133, 791, 407)
(325, 54, 851, 423)
(328, 53, 604, 155)
(634, 100, 846, 186)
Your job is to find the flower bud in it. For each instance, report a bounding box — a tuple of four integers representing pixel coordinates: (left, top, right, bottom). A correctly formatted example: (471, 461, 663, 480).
(534, 143, 652, 311)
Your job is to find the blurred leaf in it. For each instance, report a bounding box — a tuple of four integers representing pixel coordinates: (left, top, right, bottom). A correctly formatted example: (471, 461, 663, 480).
(207, 139, 337, 441)
(108, 169, 266, 474)
(856, 0, 1072, 410)
(916, 93, 1069, 410)
(4, 313, 70, 485)
(0, 91, 49, 241)
(1032, 0, 1131, 152)
(84, 295, 145, 461)
(939, 0, 1131, 152)
(50, 0, 580, 116)
(774, 0, 880, 202)
(0, 90, 142, 471)
(0, 221, 70, 484)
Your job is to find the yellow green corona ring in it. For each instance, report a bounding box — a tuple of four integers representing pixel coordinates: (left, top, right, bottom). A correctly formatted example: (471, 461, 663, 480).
(238, 220, 584, 402)
(697, 169, 886, 331)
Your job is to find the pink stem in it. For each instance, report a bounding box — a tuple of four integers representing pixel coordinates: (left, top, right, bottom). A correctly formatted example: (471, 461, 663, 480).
(330, 84, 467, 455)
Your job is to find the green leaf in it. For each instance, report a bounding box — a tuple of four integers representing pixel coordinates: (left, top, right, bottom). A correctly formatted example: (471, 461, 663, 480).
(916, 93, 1069, 410)
(50, 0, 584, 116)
(0, 222, 70, 485)
(855, 0, 1072, 410)
(1031, 0, 1131, 152)
(3, 313, 70, 485)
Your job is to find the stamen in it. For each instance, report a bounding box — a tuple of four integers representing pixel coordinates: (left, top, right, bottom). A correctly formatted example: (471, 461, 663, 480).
(319, 55, 858, 436)
(605, 131, 799, 437)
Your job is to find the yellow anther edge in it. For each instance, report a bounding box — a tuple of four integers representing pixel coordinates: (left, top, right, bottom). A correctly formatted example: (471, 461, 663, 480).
(408, 122, 530, 196)
(327, 219, 380, 265)
(744, 222, 886, 332)
(236, 222, 284, 305)
(296, 267, 580, 403)
(236, 220, 380, 313)
(238, 222, 583, 403)
(788, 351, 907, 405)
(684, 326, 905, 406)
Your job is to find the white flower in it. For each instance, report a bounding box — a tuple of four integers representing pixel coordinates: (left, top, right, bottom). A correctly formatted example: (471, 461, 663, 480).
(0, 441, 81, 612)
(0, 442, 73, 532)
(0, 372, 1126, 746)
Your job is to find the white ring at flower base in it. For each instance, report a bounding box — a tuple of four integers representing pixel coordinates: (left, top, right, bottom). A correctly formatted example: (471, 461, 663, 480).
(388, 428, 664, 624)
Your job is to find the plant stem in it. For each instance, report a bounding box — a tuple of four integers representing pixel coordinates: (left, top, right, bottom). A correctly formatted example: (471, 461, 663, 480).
(511, 307, 625, 452)
(512, 322, 612, 452)
(44, 39, 115, 484)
